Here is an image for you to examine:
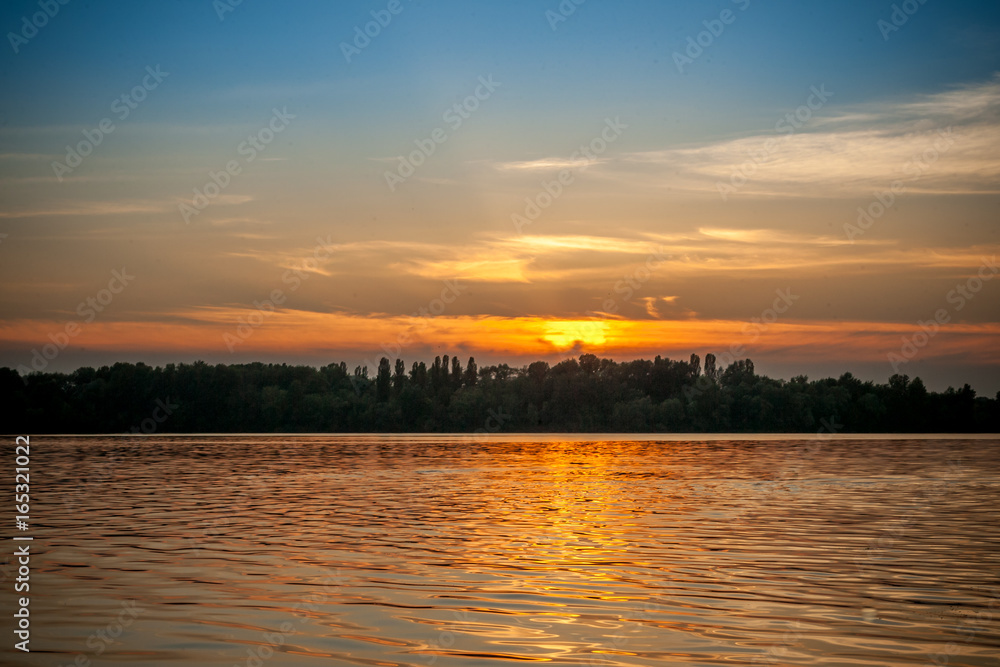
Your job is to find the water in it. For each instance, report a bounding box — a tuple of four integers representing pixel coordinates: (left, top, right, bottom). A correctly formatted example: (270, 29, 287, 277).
(3, 435, 1000, 666)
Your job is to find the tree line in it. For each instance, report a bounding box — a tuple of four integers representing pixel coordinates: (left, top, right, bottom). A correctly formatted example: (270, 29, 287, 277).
(1, 353, 997, 433)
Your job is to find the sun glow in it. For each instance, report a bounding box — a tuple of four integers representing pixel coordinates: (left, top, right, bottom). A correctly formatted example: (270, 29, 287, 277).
(542, 320, 609, 349)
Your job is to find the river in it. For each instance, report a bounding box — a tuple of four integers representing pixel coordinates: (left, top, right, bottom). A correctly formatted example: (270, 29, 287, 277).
(3, 435, 999, 666)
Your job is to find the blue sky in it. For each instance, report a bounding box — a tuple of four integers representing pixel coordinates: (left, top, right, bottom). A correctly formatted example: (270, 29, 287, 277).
(1, 0, 999, 392)
(4, 0, 999, 132)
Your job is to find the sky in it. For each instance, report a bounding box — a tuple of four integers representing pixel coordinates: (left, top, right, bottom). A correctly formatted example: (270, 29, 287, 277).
(1, 0, 999, 393)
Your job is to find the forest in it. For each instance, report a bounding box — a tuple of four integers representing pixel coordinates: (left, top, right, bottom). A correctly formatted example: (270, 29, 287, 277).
(1, 353, 997, 434)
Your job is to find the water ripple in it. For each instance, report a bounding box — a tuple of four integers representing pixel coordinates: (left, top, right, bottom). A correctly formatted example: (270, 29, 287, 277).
(2, 436, 999, 666)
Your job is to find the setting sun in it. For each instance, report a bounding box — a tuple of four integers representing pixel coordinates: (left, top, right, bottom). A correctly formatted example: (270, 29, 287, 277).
(543, 320, 609, 350)
(3, 2, 1000, 665)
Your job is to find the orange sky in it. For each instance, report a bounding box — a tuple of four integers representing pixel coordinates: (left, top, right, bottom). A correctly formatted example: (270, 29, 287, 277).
(1, 5, 999, 392)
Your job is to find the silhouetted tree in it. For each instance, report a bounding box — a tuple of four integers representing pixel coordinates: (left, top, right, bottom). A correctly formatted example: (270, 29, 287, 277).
(580, 353, 600, 374)
(430, 356, 443, 390)
(393, 358, 407, 396)
(690, 353, 701, 377)
(704, 353, 717, 381)
(410, 361, 428, 388)
(375, 357, 391, 402)
(2, 355, 996, 434)
(721, 359, 755, 387)
(464, 357, 478, 387)
(527, 361, 549, 383)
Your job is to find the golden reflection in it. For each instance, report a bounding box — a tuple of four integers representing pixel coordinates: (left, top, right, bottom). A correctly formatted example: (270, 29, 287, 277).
(42, 435, 1000, 665)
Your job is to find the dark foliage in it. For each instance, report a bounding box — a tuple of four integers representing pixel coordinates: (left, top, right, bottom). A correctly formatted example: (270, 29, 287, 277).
(1, 355, 997, 433)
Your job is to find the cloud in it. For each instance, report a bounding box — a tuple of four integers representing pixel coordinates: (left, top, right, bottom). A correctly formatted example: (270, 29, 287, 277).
(242, 229, 994, 285)
(503, 234, 670, 255)
(494, 156, 600, 171)
(638, 296, 680, 318)
(0, 195, 254, 219)
(397, 257, 531, 283)
(896, 75, 1000, 122)
(695, 228, 854, 246)
(616, 75, 1000, 198)
(0, 200, 172, 219)
(208, 217, 272, 227)
(0, 153, 59, 160)
(5, 173, 147, 185)
(2, 310, 998, 367)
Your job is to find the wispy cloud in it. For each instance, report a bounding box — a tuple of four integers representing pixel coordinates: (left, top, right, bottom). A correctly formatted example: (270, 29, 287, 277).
(0, 153, 58, 160)
(502, 234, 667, 255)
(696, 228, 857, 247)
(616, 75, 1000, 198)
(278, 229, 996, 285)
(399, 257, 531, 283)
(0, 200, 171, 219)
(0, 194, 253, 219)
(208, 217, 272, 227)
(494, 157, 599, 171)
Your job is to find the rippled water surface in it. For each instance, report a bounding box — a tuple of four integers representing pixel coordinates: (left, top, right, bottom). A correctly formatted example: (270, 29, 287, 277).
(3, 435, 1000, 666)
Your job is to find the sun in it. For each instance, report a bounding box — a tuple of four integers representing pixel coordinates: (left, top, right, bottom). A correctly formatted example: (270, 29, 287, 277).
(542, 320, 608, 349)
